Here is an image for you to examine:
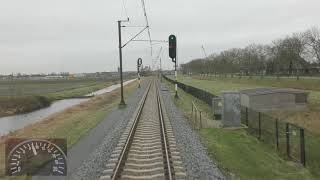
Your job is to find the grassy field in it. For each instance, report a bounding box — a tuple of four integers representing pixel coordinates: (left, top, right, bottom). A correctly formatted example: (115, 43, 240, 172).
(0, 78, 119, 117)
(163, 78, 316, 180)
(0, 79, 138, 179)
(171, 75, 320, 134)
(193, 74, 320, 105)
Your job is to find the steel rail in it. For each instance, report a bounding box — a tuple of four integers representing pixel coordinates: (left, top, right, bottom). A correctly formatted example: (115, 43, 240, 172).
(156, 83, 173, 180)
(111, 81, 152, 180)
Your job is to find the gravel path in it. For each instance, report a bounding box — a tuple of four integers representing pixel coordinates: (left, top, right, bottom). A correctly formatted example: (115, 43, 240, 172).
(160, 83, 226, 180)
(32, 80, 149, 180)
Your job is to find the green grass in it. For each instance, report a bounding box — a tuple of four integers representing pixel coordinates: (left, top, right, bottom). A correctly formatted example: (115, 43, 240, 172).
(170, 75, 320, 132)
(163, 77, 316, 180)
(0, 79, 118, 117)
(39, 81, 137, 148)
(1, 80, 139, 179)
(197, 74, 320, 90)
(178, 75, 320, 105)
(163, 79, 213, 121)
(201, 128, 314, 180)
(0, 79, 116, 96)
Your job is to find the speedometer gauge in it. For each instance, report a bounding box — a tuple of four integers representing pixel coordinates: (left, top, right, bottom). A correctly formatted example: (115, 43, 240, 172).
(6, 138, 67, 176)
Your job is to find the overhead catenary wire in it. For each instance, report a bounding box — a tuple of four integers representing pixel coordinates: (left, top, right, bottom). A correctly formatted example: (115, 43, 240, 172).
(122, 0, 129, 19)
(141, 0, 153, 58)
(118, 0, 155, 69)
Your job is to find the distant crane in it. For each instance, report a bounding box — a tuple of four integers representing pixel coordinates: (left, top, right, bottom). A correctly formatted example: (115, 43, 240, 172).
(201, 45, 210, 75)
(201, 45, 208, 59)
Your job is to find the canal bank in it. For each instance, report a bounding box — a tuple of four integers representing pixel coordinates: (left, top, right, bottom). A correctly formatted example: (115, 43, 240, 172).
(0, 78, 139, 178)
(0, 79, 136, 135)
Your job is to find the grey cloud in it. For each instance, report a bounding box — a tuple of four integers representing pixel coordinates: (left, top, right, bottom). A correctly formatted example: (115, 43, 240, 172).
(0, 0, 320, 74)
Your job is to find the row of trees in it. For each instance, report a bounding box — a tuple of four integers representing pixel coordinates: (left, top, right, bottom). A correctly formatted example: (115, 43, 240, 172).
(181, 27, 320, 76)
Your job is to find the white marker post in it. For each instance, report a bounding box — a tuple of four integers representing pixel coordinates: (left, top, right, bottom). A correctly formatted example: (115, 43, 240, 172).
(137, 58, 142, 88)
(138, 73, 141, 88)
(175, 67, 178, 98)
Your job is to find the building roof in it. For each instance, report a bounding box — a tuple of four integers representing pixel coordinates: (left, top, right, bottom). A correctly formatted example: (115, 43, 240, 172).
(240, 88, 309, 96)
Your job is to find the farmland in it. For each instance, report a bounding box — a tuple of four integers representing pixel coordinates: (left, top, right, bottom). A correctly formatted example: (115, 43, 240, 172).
(0, 78, 118, 117)
(0, 79, 138, 179)
(163, 78, 316, 180)
(172, 75, 320, 134)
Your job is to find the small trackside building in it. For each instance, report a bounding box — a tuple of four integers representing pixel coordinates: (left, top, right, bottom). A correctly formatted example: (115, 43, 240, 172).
(240, 88, 309, 112)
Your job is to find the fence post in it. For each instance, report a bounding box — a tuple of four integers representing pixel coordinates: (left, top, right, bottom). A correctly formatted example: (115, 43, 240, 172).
(275, 119, 279, 150)
(245, 107, 248, 126)
(191, 103, 193, 120)
(258, 112, 261, 139)
(195, 110, 197, 129)
(200, 111, 202, 129)
(300, 128, 306, 166)
(286, 123, 291, 158)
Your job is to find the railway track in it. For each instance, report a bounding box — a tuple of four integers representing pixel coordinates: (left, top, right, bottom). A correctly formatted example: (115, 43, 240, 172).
(100, 79, 186, 180)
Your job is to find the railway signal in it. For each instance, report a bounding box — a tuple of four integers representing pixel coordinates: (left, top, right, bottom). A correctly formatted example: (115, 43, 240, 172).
(169, 35, 176, 61)
(168, 34, 178, 98)
(137, 58, 142, 88)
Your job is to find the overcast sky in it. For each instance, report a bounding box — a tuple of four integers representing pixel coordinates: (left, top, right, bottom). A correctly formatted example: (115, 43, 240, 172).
(0, 0, 320, 74)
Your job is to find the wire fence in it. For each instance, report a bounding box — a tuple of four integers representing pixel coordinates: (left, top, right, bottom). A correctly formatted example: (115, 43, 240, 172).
(191, 101, 203, 130)
(241, 106, 320, 176)
(163, 74, 319, 175)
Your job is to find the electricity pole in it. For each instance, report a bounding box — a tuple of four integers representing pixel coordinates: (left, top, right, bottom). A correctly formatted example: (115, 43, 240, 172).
(155, 47, 163, 81)
(117, 17, 151, 107)
(160, 57, 162, 82)
(118, 20, 128, 107)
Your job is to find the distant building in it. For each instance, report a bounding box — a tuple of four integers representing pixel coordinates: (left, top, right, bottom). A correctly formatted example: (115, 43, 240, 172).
(43, 75, 64, 79)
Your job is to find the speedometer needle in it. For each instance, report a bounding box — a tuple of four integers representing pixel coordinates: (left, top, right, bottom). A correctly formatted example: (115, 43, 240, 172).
(31, 143, 37, 156)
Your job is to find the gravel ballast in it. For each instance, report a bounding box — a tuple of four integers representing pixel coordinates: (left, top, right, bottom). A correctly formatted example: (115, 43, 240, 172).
(33, 79, 224, 180)
(160, 83, 226, 180)
(33, 80, 149, 180)
(68, 81, 149, 180)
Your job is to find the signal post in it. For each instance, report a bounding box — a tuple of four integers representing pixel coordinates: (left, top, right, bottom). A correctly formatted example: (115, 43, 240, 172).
(169, 35, 178, 98)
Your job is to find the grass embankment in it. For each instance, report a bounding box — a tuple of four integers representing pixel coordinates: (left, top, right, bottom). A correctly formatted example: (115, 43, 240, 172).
(194, 75, 320, 105)
(172, 75, 320, 134)
(0, 79, 118, 117)
(0, 79, 138, 179)
(163, 78, 316, 180)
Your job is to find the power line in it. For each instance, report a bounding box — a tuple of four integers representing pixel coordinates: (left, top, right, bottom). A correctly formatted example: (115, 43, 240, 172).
(140, 0, 153, 57)
(122, 0, 129, 19)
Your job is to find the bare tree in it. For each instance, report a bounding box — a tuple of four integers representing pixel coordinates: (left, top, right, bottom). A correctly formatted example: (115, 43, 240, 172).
(303, 27, 320, 63)
(182, 27, 318, 76)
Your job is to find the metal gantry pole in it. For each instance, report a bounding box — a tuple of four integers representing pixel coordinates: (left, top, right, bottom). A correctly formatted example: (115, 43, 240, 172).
(174, 60, 178, 98)
(118, 20, 126, 107)
(138, 70, 141, 88)
(160, 58, 162, 82)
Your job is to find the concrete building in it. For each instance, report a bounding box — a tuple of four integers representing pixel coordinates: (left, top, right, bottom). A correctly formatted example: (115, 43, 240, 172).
(240, 88, 309, 111)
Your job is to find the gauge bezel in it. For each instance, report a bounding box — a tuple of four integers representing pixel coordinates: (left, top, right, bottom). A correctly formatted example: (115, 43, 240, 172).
(6, 138, 67, 176)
